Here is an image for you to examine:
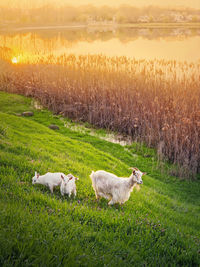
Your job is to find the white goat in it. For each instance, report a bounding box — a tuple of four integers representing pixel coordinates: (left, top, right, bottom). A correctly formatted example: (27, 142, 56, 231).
(32, 171, 70, 193)
(90, 168, 146, 205)
(60, 174, 79, 197)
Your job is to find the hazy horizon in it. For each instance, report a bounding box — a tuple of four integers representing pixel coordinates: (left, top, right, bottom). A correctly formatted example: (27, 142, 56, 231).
(1, 0, 200, 9)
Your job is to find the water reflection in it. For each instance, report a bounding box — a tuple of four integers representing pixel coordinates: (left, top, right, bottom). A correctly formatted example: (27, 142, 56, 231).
(0, 27, 200, 62)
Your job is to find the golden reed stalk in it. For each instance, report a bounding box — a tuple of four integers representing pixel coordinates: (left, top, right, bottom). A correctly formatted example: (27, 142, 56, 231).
(0, 52, 199, 178)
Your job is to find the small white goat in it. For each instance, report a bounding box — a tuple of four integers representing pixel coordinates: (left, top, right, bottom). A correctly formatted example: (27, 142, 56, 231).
(60, 174, 79, 197)
(32, 171, 71, 193)
(90, 168, 146, 205)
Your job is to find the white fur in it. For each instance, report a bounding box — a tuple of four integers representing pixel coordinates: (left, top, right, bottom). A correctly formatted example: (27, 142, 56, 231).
(60, 174, 79, 197)
(90, 168, 145, 205)
(32, 171, 69, 193)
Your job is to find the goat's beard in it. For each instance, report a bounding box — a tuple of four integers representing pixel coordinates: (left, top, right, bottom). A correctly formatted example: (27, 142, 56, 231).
(135, 184, 141, 191)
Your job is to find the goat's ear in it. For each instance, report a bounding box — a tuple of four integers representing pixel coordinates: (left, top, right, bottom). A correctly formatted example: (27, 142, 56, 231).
(37, 173, 40, 178)
(69, 176, 73, 180)
(61, 175, 64, 180)
(75, 177, 79, 181)
(132, 170, 136, 175)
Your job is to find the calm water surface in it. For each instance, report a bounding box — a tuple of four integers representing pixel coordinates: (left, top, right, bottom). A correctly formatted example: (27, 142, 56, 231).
(0, 27, 200, 62)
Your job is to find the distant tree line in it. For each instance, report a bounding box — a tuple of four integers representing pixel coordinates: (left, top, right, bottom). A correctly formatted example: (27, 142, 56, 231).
(0, 5, 200, 25)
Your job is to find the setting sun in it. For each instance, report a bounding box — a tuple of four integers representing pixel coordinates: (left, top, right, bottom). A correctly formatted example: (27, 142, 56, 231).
(11, 57, 18, 64)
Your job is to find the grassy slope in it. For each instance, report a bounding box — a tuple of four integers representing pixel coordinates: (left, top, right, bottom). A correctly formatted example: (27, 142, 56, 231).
(0, 91, 199, 266)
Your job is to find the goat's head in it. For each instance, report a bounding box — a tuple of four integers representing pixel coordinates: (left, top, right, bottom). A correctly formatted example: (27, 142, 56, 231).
(32, 171, 40, 184)
(130, 167, 146, 184)
(61, 173, 79, 185)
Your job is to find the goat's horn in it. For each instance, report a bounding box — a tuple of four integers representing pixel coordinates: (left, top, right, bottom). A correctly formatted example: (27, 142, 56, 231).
(129, 167, 137, 170)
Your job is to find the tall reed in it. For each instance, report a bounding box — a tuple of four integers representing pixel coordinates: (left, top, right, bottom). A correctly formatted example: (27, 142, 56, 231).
(0, 53, 199, 178)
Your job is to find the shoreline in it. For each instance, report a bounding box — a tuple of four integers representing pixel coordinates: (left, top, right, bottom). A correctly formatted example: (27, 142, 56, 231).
(1, 22, 200, 32)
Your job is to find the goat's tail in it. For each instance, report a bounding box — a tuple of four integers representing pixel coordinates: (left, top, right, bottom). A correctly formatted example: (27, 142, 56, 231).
(90, 171, 97, 191)
(90, 171, 95, 180)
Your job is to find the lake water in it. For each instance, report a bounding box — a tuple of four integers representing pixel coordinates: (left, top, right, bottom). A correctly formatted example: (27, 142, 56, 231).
(0, 26, 200, 62)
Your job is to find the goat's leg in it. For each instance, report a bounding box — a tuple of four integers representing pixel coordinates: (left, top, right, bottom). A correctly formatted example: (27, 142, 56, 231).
(73, 189, 77, 197)
(60, 185, 64, 196)
(95, 190, 100, 201)
(108, 195, 117, 205)
(49, 184, 54, 194)
(108, 199, 115, 205)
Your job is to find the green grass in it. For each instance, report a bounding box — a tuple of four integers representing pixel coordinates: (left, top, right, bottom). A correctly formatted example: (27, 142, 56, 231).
(0, 91, 200, 266)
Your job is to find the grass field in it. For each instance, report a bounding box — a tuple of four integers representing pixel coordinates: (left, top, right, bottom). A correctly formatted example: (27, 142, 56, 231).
(0, 91, 200, 266)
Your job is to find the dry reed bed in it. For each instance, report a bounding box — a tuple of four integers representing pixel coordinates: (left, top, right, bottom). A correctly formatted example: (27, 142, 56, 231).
(0, 54, 200, 178)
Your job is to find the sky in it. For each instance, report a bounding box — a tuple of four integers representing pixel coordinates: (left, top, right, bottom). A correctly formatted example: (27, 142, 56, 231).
(1, 0, 200, 9)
